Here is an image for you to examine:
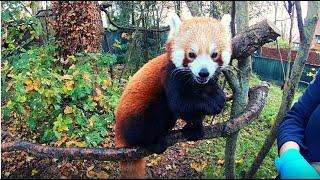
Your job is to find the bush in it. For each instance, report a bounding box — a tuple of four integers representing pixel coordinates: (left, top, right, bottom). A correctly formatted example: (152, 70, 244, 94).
(1, 2, 120, 148)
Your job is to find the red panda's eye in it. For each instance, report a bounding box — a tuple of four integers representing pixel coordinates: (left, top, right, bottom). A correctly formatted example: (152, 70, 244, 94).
(211, 52, 218, 59)
(188, 52, 197, 59)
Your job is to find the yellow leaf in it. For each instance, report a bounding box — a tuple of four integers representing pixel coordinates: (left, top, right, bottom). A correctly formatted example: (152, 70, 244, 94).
(31, 168, 38, 176)
(24, 79, 33, 86)
(19, 96, 27, 103)
(103, 78, 112, 88)
(235, 159, 244, 164)
(67, 55, 76, 62)
(33, 81, 40, 91)
(190, 160, 208, 173)
(64, 106, 74, 114)
(82, 73, 90, 81)
(66, 140, 86, 148)
(62, 86, 69, 93)
(147, 156, 162, 167)
(4, 99, 12, 108)
(63, 80, 74, 93)
(56, 125, 69, 133)
(89, 117, 95, 128)
(217, 159, 224, 165)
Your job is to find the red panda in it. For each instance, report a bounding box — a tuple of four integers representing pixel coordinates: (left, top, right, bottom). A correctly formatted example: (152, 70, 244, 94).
(115, 13, 232, 179)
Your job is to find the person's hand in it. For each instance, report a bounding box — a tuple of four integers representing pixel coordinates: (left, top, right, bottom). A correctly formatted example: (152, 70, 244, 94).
(275, 148, 320, 179)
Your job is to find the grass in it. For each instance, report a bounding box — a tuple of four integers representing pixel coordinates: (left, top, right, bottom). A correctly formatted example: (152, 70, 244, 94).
(189, 73, 304, 179)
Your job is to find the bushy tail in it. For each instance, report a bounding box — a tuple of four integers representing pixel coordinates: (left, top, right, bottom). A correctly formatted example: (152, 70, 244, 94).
(120, 158, 145, 179)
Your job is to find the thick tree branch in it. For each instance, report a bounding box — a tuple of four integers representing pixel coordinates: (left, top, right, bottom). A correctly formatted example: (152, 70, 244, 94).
(231, 19, 280, 60)
(2, 82, 269, 161)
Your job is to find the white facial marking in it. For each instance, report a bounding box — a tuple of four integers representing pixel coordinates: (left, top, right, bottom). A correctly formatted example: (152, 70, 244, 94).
(210, 43, 217, 54)
(171, 47, 184, 67)
(222, 50, 231, 68)
(190, 43, 199, 53)
(188, 55, 219, 78)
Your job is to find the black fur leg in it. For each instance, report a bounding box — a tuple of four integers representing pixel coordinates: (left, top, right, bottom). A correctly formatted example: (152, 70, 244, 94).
(182, 122, 204, 141)
(144, 138, 168, 154)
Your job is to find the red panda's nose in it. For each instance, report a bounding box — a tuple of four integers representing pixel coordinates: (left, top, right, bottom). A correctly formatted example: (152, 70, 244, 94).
(198, 68, 209, 78)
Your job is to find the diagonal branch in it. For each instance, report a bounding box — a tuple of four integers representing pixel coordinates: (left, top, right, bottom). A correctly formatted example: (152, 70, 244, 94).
(2, 82, 269, 162)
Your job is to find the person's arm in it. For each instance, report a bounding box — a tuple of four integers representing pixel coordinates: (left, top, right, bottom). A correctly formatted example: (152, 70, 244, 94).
(275, 71, 320, 179)
(277, 70, 320, 152)
(279, 141, 299, 156)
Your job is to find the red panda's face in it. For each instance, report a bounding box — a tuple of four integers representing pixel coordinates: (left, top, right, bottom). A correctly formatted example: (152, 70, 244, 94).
(166, 14, 232, 84)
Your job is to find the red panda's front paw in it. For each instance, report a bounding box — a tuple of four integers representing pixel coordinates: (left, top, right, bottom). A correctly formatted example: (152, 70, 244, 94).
(182, 123, 204, 141)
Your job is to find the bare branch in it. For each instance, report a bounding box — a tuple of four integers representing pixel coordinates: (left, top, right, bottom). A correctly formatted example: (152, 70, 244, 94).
(2, 83, 269, 161)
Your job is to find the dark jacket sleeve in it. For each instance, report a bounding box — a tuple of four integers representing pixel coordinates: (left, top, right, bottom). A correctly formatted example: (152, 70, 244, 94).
(277, 70, 320, 151)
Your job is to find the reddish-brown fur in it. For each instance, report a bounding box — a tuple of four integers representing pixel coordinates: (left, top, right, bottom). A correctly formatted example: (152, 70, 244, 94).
(115, 53, 170, 179)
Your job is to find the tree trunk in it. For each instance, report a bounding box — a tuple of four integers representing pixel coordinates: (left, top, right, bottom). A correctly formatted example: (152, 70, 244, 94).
(185, 1, 202, 16)
(51, 1, 104, 57)
(225, 1, 250, 179)
(244, 1, 319, 178)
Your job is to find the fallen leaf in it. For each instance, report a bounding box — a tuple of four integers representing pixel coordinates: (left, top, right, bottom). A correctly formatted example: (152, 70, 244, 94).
(26, 156, 34, 162)
(4, 172, 11, 177)
(96, 170, 109, 179)
(190, 160, 208, 173)
(31, 168, 38, 176)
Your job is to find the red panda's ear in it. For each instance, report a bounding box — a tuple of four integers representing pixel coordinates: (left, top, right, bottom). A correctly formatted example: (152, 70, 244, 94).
(220, 14, 231, 31)
(167, 13, 181, 41)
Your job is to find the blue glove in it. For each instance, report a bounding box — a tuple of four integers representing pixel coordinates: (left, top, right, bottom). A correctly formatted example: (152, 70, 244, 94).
(275, 148, 320, 179)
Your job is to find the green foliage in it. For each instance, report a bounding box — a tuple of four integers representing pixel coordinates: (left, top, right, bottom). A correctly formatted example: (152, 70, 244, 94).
(2, 1, 44, 58)
(1, 2, 120, 148)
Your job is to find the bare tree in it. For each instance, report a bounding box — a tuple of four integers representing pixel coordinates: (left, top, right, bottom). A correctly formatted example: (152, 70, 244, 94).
(283, 1, 295, 91)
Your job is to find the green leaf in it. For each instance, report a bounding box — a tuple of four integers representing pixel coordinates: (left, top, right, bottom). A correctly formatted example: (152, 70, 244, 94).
(2, 108, 11, 121)
(27, 117, 37, 130)
(42, 129, 56, 142)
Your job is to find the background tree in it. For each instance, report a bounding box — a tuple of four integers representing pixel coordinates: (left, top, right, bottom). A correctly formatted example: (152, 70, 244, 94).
(223, 1, 251, 179)
(51, 1, 104, 57)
